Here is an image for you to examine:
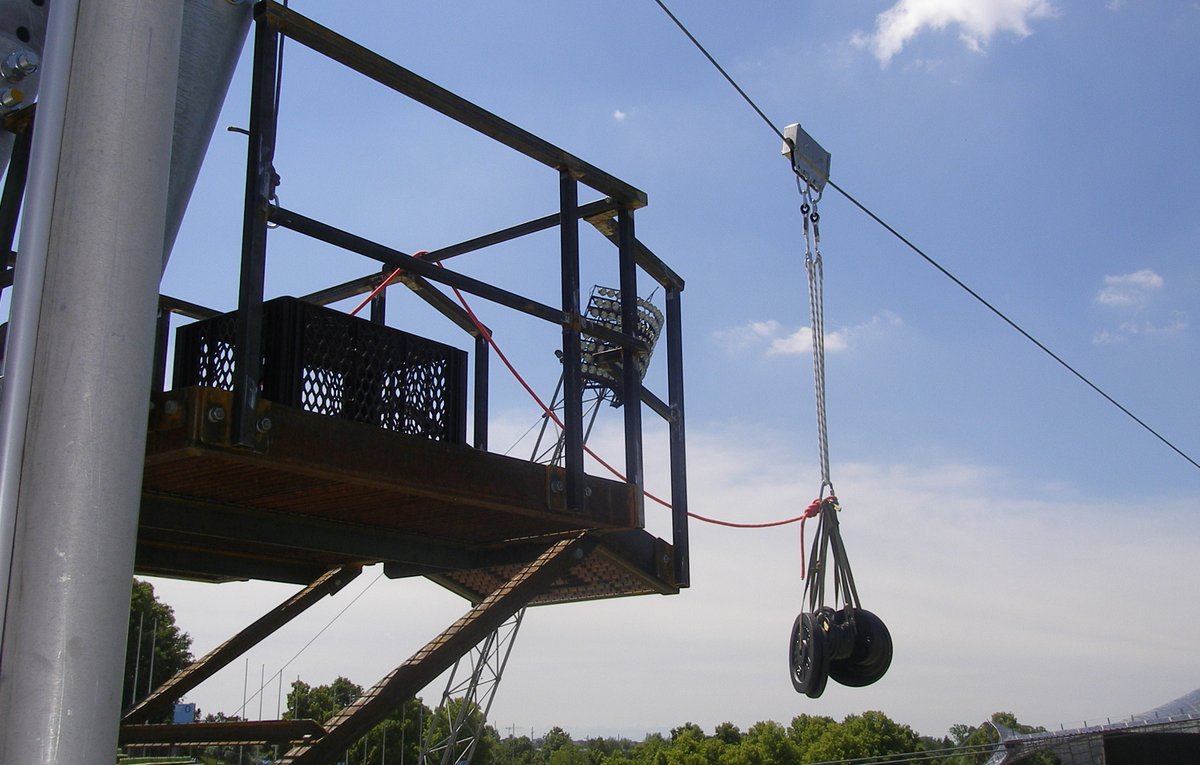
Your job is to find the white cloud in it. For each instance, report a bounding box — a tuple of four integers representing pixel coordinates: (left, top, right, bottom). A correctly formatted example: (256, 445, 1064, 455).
(1093, 313, 1188, 344)
(1095, 268, 1164, 308)
(767, 327, 848, 356)
(612, 109, 627, 122)
(715, 312, 902, 356)
(712, 319, 781, 350)
(853, 0, 1059, 66)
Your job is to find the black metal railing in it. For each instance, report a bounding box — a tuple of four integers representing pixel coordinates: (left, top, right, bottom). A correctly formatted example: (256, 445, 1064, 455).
(187, 1, 689, 585)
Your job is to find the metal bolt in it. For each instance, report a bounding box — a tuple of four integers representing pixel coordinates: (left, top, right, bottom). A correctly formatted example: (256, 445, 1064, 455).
(206, 406, 226, 423)
(163, 400, 180, 416)
(1, 50, 38, 83)
(0, 88, 24, 110)
(584, 486, 592, 498)
(550, 479, 564, 493)
(256, 417, 272, 433)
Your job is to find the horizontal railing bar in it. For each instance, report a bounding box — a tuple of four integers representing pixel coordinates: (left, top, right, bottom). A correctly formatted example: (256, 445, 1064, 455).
(260, 2, 647, 209)
(270, 205, 648, 353)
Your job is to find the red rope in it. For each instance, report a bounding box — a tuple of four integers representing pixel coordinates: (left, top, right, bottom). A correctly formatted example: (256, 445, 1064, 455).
(349, 251, 429, 317)
(363, 255, 818, 543)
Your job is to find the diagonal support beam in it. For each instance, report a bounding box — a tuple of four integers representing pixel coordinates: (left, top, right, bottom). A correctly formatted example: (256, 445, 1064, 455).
(281, 533, 596, 765)
(122, 566, 361, 724)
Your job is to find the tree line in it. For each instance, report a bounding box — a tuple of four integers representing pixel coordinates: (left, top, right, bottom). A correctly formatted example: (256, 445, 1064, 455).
(126, 580, 1057, 765)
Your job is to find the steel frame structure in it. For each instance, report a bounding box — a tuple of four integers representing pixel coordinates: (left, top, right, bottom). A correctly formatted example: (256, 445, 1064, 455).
(0, 2, 692, 760)
(232, 3, 689, 581)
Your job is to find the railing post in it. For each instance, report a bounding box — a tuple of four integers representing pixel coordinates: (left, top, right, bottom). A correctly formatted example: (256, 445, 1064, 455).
(666, 286, 689, 586)
(559, 170, 585, 513)
(617, 208, 645, 527)
(151, 304, 172, 394)
(473, 334, 489, 450)
(233, 11, 279, 447)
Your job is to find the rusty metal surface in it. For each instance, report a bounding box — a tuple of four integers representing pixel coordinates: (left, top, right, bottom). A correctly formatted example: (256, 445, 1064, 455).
(123, 566, 361, 724)
(280, 533, 595, 765)
(138, 388, 669, 602)
(429, 534, 678, 606)
(119, 719, 326, 747)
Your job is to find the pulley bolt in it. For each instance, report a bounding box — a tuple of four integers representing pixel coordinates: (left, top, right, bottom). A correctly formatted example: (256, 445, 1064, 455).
(206, 406, 226, 423)
(256, 417, 272, 433)
(0, 88, 24, 110)
(550, 479, 564, 493)
(1, 50, 38, 82)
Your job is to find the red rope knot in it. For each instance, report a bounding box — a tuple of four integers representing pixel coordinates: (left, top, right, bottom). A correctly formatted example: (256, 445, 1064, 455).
(800, 495, 835, 577)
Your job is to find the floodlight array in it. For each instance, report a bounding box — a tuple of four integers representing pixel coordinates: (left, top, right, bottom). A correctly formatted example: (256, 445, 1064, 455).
(580, 286, 664, 405)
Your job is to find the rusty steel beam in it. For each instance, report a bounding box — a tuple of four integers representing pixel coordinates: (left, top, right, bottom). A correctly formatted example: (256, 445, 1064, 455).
(120, 719, 326, 747)
(122, 566, 361, 724)
(280, 533, 597, 765)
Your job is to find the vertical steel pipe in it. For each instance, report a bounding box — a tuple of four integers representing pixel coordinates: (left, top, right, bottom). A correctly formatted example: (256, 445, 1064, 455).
(0, 1, 184, 762)
(232, 15, 279, 448)
(558, 170, 585, 513)
(473, 334, 489, 450)
(369, 288, 387, 324)
(666, 287, 690, 587)
(617, 208, 645, 527)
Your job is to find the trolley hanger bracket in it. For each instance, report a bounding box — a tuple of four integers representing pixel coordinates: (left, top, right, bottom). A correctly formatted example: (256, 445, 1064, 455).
(781, 122, 830, 193)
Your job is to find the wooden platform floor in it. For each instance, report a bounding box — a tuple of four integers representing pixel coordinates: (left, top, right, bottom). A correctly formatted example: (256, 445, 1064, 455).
(138, 387, 678, 602)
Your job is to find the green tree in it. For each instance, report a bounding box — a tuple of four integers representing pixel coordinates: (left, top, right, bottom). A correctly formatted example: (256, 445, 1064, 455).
(665, 728, 725, 765)
(124, 578, 193, 715)
(944, 712, 1059, 765)
(786, 713, 837, 758)
(496, 734, 537, 765)
(285, 677, 428, 765)
(728, 721, 798, 765)
(286, 675, 363, 724)
(669, 723, 705, 742)
(712, 723, 742, 746)
(804, 711, 921, 761)
(625, 732, 668, 765)
(423, 696, 499, 765)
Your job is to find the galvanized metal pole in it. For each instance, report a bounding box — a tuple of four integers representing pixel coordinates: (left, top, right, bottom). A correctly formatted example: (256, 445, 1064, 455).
(0, 0, 76, 668)
(0, 1, 183, 763)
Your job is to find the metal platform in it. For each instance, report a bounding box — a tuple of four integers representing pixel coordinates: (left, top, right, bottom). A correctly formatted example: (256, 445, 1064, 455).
(137, 386, 679, 602)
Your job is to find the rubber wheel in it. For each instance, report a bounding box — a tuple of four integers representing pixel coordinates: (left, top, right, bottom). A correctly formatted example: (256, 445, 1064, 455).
(828, 608, 892, 688)
(789, 611, 830, 698)
(817, 606, 857, 661)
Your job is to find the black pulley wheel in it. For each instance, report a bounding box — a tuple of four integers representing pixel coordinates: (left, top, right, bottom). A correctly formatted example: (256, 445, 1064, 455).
(789, 611, 829, 698)
(828, 608, 892, 688)
(817, 606, 857, 661)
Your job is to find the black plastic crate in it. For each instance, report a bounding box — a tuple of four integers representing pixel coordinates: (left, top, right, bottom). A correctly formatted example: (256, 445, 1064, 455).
(173, 297, 468, 443)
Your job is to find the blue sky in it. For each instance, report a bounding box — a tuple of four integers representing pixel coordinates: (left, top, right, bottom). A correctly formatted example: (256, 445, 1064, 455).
(151, 0, 1200, 742)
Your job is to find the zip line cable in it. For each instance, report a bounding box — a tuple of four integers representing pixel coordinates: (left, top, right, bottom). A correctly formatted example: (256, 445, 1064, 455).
(651, 0, 1200, 473)
(231, 570, 385, 718)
